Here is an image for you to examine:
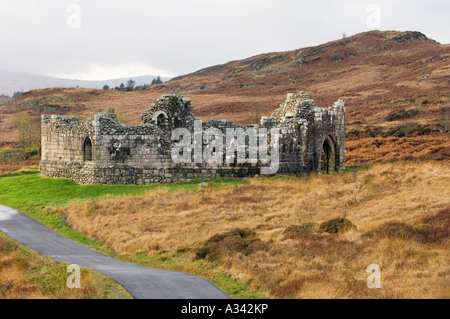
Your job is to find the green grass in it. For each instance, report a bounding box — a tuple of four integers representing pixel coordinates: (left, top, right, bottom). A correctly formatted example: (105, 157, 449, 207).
(0, 171, 242, 209)
(0, 171, 259, 298)
(0, 171, 243, 221)
(345, 164, 373, 173)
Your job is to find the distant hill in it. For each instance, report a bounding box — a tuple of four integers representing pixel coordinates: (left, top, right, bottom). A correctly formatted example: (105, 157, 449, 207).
(0, 73, 172, 96)
(1, 30, 448, 151)
(146, 30, 449, 126)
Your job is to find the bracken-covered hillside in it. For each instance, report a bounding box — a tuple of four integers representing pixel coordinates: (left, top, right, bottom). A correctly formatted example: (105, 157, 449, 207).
(0, 30, 448, 164)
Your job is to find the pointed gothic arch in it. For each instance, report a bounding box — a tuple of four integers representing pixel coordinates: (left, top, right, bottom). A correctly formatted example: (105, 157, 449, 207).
(320, 135, 336, 174)
(83, 137, 92, 162)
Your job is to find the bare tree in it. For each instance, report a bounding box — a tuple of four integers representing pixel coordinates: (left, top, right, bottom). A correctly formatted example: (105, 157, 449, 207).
(13, 112, 41, 149)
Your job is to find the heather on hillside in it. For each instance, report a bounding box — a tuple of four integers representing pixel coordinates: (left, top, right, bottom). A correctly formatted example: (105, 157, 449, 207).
(1, 31, 448, 146)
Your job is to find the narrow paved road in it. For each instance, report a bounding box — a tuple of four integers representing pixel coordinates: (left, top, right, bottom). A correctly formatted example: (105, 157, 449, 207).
(0, 205, 230, 299)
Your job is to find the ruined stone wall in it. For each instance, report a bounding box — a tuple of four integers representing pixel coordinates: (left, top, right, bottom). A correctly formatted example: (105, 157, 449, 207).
(39, 92, 346, 185)
(90, 113, 168, 184)
(40, 114, 96, 184)
(274, 92, 345, 174)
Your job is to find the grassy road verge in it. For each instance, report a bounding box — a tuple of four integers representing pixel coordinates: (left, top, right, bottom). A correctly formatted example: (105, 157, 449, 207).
(0, 231, 131, 299)
(0, 171, 259, 298)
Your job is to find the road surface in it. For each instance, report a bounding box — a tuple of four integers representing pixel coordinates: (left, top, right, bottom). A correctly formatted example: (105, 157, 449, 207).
(0, 205, 230, 299)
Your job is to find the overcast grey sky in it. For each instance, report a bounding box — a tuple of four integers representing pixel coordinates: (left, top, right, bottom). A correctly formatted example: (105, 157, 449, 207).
(1, 0, 449, 80)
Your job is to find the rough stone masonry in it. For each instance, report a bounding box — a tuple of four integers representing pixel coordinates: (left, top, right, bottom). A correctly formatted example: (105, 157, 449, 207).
(39, 91, 346, 184)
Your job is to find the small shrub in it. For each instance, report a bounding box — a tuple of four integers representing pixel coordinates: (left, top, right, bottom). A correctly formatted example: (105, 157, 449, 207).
(420, 207, 450, 242)
(319, 218, 357, 234)
(364, 126, 384, 138)
(386, 109, 419, 122)
(283, 223, 319, 239)
(368, 222, 415, 240)
(0, 147, 40, 163)
(383, 122, 431, 137)
(421, 207, 450, 226)
(365, 210, 450, 243)
(195, 228, 267, 261)
(360, 122, 434, 138)
(272, 278, 307, 298)
(194, 247, 210, 260)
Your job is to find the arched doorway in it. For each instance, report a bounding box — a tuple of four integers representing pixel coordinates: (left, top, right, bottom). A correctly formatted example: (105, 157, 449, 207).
(83, 137, 92, 162)
(321, 136, 336, 174)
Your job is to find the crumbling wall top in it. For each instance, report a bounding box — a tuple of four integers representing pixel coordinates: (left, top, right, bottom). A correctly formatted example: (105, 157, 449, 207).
(270, 91, 345, 124)
(41, 114, 82, 127)
(271, 91, 316, 122)
(140, 94, 195, 131)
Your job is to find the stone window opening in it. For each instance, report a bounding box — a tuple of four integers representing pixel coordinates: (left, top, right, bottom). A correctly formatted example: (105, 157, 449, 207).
(320, 136, 336, 174)
(155, 112, 168, 128)
(83, 137, 93, 162)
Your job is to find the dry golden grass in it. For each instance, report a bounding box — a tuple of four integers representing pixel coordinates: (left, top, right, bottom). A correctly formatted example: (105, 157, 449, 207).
(0, 232, 131, 299)
(0, 158, 39, 176)
(61, 161, 450, 298)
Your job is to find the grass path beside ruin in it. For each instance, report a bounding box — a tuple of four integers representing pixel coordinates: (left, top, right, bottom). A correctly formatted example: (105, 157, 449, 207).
(0, 171, 258, 298)
(0, 171, 242, 245)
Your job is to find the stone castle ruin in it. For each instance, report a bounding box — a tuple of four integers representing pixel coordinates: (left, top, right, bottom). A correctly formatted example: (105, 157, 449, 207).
(39, 91, 346, 184)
